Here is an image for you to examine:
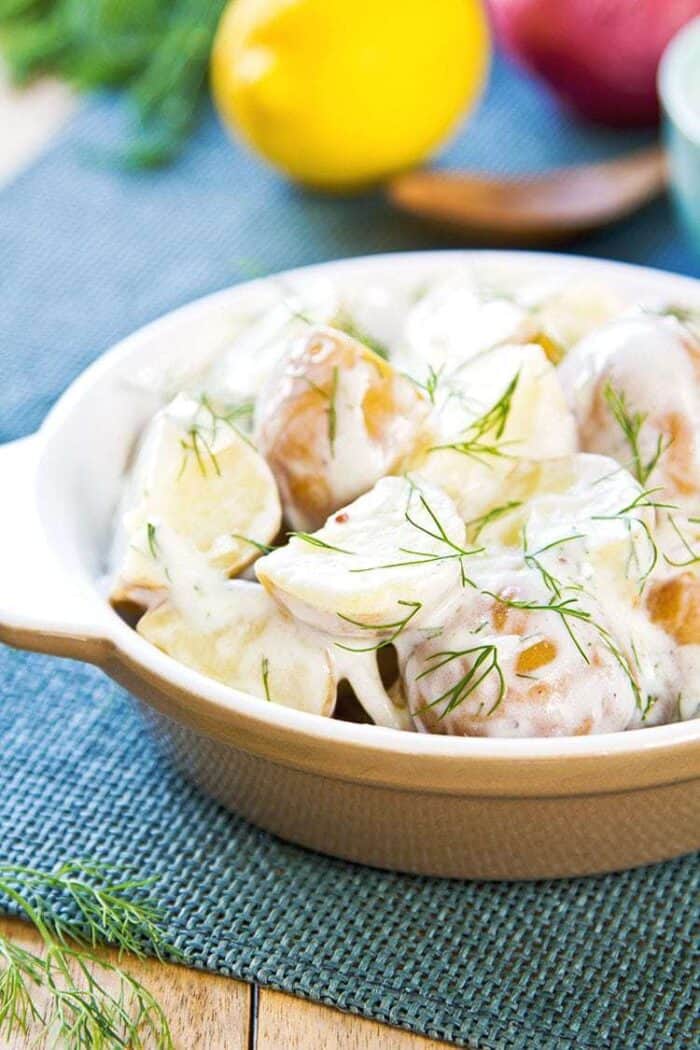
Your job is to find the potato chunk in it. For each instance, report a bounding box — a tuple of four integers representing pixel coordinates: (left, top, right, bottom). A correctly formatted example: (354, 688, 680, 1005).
(404, 568, 639, 738)
(254, 325, 431, 530)
(413, 343, 578, 522)
(256, 476, 467, 637)
(559, 313, 700, 505)
(138, 580, 336, 716)
(111, 393, 281, 607)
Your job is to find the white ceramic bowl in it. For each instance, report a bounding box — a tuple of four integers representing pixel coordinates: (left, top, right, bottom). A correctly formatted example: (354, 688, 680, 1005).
(1, 251, 699, 880)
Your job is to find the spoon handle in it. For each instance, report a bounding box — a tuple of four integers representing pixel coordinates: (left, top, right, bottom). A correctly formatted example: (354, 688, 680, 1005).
(388, 145, 668, 244)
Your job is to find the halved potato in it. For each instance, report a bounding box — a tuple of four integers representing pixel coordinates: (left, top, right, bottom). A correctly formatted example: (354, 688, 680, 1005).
(400, 270, 537, 373)
(138, 579, 337, 716)
(404, 566, 640, 738)
(256, 476, 467, 638)
(519, 276, 624, 354)
(413, 343, 578, 523)
(254, 325, 432, 531)
(559, 313, 700, 504)
(111, 393, 281, 606)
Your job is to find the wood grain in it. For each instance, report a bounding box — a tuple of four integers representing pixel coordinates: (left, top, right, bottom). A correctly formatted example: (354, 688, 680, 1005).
(257, 988, 450, 1050)
(0, 917, 251, 1050)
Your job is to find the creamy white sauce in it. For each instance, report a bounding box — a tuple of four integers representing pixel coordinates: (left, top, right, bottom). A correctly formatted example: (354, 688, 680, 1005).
(109, 268, 700, 735)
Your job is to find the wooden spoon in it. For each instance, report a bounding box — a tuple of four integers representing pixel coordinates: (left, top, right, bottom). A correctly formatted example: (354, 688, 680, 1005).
(388, 144, 667, 244)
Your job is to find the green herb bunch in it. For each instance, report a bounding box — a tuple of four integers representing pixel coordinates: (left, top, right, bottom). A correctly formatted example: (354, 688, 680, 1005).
(0, 858, 176, 1048)
(0, 0, 229, 166)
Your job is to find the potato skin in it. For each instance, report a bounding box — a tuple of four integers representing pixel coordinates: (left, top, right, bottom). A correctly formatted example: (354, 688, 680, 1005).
(255, 325, 431, 530)
(647, 573, 700, 646)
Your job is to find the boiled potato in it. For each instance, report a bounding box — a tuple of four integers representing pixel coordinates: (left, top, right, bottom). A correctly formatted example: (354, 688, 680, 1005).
(517, 276, 624, 354)
(111, 393, 281, 607)
(404, 565, 641, 737)
(138, 579, 337, 716)
(559, 312, 700, 505)
(414, 343, 578, 523)
(256, 475, 467, 637)
(255, 325, 432, 531)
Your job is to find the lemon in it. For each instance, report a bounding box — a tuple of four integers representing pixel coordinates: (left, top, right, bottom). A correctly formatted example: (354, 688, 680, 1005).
(211, 0, 490, 190)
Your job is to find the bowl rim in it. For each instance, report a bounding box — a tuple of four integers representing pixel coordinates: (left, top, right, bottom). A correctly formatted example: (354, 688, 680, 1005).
(29, 249, 700, 787)
(659, 14, 700, 145)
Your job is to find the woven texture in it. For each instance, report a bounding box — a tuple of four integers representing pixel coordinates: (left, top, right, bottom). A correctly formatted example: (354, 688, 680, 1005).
(0, 55, 698, 1049)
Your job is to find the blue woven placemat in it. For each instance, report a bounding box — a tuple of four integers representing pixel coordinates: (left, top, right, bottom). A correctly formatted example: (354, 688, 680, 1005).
(0, 54, 698, 1049)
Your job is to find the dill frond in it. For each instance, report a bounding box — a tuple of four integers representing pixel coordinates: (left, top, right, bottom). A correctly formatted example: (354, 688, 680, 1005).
(603, 381, 671, 486)
(416, 644, 506, 718)
(0, 859, 176, 1048)
(260, 656, 272, 701)
(335, 600, 422, 653)
(429, 371, 520, 463)
(288, 532, 356, 555)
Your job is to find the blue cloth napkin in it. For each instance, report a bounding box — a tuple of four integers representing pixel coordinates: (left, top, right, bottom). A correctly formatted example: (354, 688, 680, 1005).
(0, 54, 697, 1049)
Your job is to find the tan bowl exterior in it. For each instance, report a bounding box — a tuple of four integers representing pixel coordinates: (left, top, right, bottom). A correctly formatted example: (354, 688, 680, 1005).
(100, 652, 698, 881)
(1, 251, 699, 880)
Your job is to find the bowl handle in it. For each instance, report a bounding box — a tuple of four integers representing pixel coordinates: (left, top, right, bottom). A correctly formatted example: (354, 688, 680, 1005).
(0, 436, 113, 662)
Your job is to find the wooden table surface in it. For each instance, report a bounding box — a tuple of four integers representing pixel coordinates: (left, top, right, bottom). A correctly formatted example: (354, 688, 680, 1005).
(0, 68, 450, 1050)
(0, 917, 447, 1049)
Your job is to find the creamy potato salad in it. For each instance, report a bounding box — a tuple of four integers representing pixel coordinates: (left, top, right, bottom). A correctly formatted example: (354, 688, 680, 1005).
(109, 268, 700, 737)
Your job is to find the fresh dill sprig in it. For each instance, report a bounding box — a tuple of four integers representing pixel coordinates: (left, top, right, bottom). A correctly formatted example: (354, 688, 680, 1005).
(408, 364, 443, 405)
(603, 381, 671, 486)
(288, 532, 356, 556)
(416, 644, 506, 718)
(146, 522, 159, 561)
(178, 395, 255, 479)
(302, 368, 339, 456)
(231, 533, 275, 555)
(179, 425, 221, 479)
(430, 371, 520, 463)
(350, 493, 483, 587)
(522, 532, 585, 600)
(336, 318, 390, 360)
(484, 588, 642, 710)
(260, 656, 272, 701)
(0, 859, 175, 1048)
(335, 600, 422, 653)
(664, 514, 700, 567)
(465, 500, 523, 542)
(327, 366, 339, 457)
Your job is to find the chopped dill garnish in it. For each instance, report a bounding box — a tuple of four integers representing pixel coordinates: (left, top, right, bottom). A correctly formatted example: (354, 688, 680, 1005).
(147, 522, 159, 560)
(408, 364, 443, 404)
(288, 532, 356, 555)
(466, 500, 523, 541)
(302, 368, 339, 456)
(590, 487, 672, 589)
(603, 381, 671, 486)
(231, 533, 276, 555)
(335, 600, 422, 653)
(416, 644, 506, 718)
(179, 425, 221, 478)
(484, 588, 642, 711)
(328, 365, 339, 456)
(178, 395, 255, 479)
(261, 656, 272, 701)
(337, 318, 390, 360)
(664, 515, 700, 567)
(350, 493, 483, 587)
(430, 371, 520, 463)
(522, 531, 585, 599)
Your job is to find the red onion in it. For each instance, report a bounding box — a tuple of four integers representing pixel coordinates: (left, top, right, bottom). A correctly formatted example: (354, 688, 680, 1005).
(489, 0, 700, 126)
